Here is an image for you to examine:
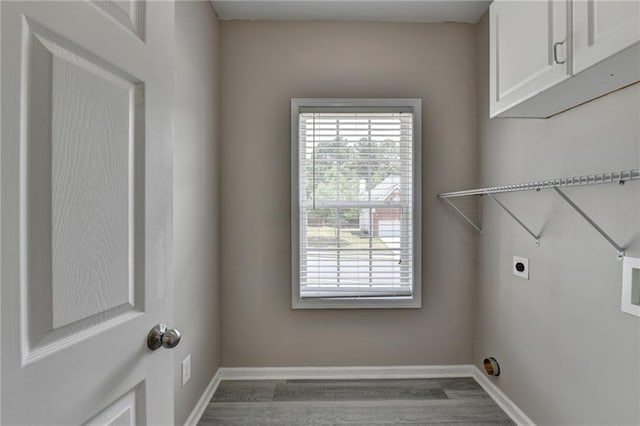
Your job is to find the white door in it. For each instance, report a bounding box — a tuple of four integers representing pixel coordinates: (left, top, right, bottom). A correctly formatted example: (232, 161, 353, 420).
(1, 1, 176, 424)
(573, 0, 640, 74)
(489, 0, 570, 117)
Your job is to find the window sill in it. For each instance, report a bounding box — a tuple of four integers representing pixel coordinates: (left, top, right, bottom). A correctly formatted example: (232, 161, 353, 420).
(292, 296, 421, 309)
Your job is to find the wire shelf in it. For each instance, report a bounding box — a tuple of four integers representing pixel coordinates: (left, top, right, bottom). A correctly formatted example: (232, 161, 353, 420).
(438, 169, 639, 199)
(438, 168, 639, 259)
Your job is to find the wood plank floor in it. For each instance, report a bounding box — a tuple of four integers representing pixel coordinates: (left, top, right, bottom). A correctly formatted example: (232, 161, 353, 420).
(197, 378, 514, 425)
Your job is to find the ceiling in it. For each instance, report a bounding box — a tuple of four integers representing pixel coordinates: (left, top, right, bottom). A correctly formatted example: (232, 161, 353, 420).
(211, 1, 492, 24)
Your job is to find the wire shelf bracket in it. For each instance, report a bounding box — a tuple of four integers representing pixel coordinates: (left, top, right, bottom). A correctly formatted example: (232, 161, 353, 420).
(487, 193, 540, 247)
(441, 197, 482, 234)
(553, 187, 625, 260)
(438, 169, 638, 260)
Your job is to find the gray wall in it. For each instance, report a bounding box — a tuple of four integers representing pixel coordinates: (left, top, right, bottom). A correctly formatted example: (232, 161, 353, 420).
(474, 14, 640, 425)
(174, 2, 221, 423)
(220, 21, 478, 367)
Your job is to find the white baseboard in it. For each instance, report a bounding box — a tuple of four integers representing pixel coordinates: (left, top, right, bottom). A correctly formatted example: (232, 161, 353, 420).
(188, 365, 533, 426)
(220, 364, 475, 380)
(471, 366, 535, 426)
(183, 368, 222, 426)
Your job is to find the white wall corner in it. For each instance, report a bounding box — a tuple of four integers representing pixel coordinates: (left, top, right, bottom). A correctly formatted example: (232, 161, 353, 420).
(183, 368, 222, 426)
(471, 366, 536, 426)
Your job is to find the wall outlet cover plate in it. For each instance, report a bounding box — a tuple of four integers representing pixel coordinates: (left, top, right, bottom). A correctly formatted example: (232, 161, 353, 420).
(621, 256, 640, 318)
(182, 354, 191, 386)
(513, 256, 529, 280)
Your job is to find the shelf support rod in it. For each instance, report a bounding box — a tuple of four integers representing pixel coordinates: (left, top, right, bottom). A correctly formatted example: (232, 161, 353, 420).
(441, 197, 482, 234)
(486, 193, 540, 247)
(553, 187, 625, 260)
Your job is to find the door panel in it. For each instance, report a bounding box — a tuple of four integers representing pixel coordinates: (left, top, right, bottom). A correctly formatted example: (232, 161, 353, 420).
(1, 1, 174, 424)
(91, 0, 145, 40)
(84, 385, 144, 426)
(24, 19, 145, 353)
(497, 2, 551, 95)
(490, 0, 571, 117)
(573, 0, 640, 73)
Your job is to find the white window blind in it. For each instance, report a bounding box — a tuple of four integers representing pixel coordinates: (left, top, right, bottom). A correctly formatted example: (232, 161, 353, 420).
(293, 101, 420, 306)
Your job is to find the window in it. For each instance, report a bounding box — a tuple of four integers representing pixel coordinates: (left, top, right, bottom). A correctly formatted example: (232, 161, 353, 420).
(291, 98, 422, 308)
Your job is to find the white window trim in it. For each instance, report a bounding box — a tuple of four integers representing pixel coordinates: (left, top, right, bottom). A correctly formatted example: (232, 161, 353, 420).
(291, 98, 422, 309)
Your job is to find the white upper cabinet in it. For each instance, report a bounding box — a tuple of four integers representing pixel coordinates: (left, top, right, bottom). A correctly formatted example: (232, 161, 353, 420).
(573, 0, 640, 73)
(490, 0, 571, 118)
(490, 0, 640, 118)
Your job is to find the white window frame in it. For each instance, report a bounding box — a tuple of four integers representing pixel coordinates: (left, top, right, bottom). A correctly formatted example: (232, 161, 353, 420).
(291, 98, 422, 309)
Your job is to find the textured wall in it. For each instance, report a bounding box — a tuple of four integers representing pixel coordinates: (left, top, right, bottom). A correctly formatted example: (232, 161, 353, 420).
(174, 2, 221, 423)
(474, 14, 640, 425)
(220, 21, 478, 367)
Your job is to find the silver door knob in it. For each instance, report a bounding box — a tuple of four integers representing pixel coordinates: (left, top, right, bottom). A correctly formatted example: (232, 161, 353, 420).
(147, 324, 181, 350)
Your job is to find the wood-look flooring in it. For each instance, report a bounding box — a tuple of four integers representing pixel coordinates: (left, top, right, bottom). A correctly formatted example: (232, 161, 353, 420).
(197, 378, 514, 425)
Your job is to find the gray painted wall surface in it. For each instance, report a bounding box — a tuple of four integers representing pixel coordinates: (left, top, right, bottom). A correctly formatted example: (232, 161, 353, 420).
(220, 21, 478, 367)
(474, 14, 640, 425)
(174, 2, 222, 423)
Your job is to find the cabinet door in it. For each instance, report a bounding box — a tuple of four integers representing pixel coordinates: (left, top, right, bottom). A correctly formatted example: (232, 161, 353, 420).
(490, 0, 571, 117)
(573, 0, 640, 74)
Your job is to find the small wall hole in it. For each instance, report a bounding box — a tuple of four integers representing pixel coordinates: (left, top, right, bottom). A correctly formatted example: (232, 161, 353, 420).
(483, 357, 500, 377)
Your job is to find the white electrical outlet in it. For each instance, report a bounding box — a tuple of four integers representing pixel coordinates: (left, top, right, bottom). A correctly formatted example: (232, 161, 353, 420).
(182, 354, 191, 386)
(513, 256, 529, 280)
